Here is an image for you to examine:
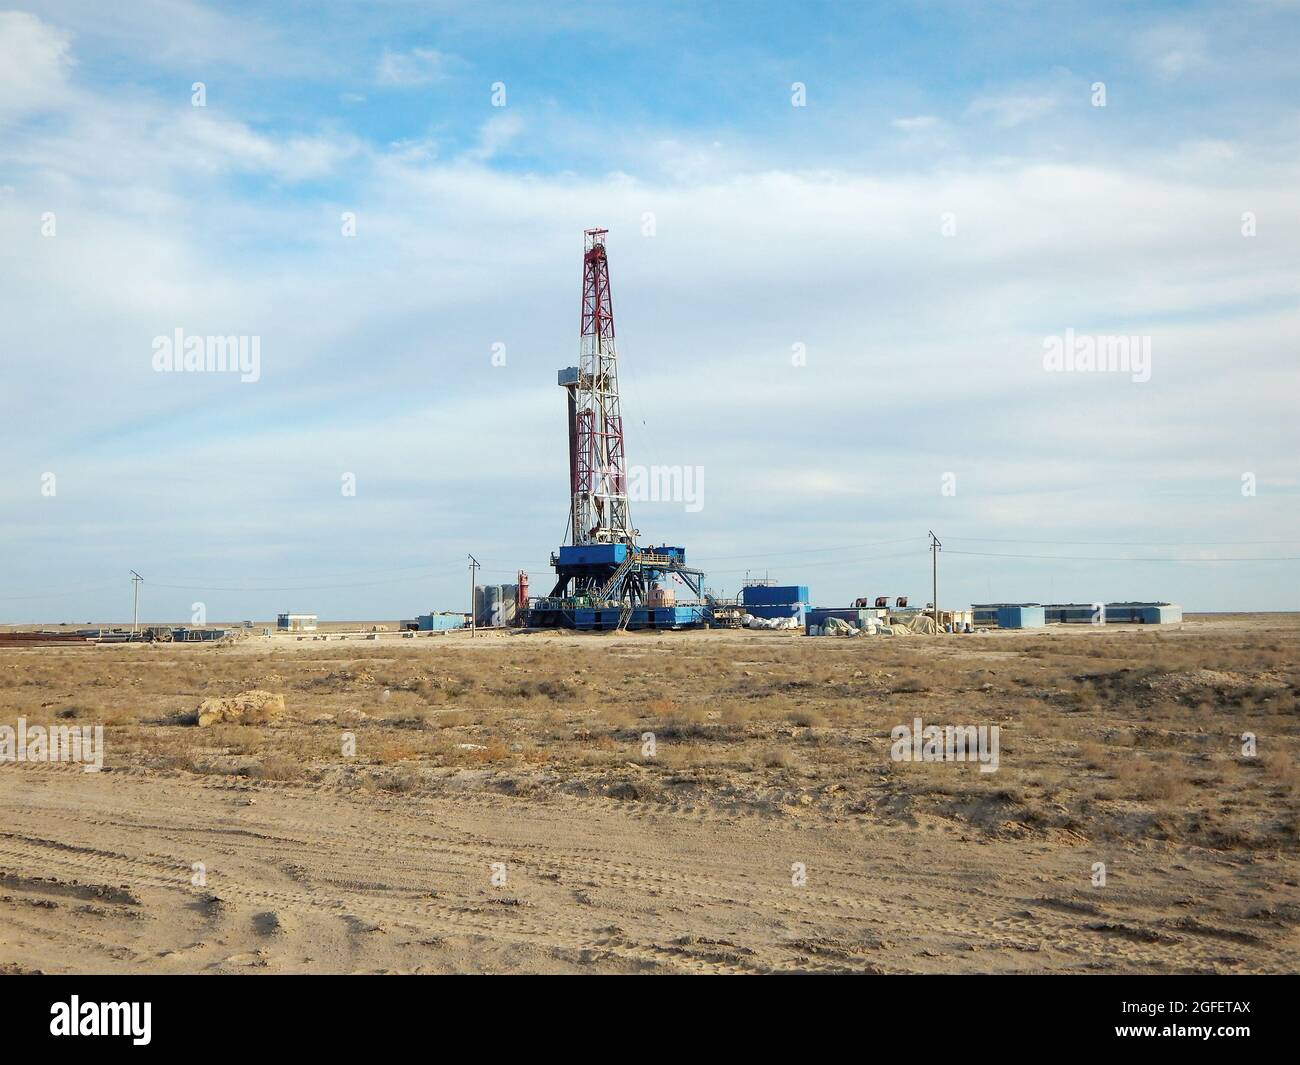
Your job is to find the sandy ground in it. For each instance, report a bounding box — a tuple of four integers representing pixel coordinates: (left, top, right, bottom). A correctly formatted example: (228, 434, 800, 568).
(3, 763, 1296, 974)
(1, 617, 1297, 974)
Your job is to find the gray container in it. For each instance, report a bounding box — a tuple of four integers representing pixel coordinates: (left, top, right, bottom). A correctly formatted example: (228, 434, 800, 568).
(497, 585, 518, 626)
(474, 584, 500, 627)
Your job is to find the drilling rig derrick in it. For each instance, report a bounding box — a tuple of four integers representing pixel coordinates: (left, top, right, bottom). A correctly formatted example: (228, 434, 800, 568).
(531, 229, 707, 631)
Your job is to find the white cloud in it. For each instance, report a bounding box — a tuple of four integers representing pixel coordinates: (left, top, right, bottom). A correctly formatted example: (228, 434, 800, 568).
(890, 115, 940, 132)
(1140, 26, 1207, 78)
(6, 103, 359, 189)
(376, 47, 453, 87)
(0, 11, 75, 120)
(16, 0, 319, 75)
(968, 93, 1058, 128)
(463, 113, 524, 161)
(174, 113, 360, 181)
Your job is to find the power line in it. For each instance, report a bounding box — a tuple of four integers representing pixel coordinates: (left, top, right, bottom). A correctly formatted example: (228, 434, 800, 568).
(945, 536, 1300, 547)
(705, 550, 919, 575)
(946, 549, 1300, 563)
(689, 536, 924, 563)
(144, 569, 464, 593)
(10, 534, 1290, 607)
(145, 560, 465, 585)
(0, 581, 121, 603)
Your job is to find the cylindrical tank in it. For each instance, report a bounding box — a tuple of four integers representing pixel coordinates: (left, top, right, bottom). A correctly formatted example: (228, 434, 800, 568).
(474, 584, 501, 627)
(497, 585, 518, 626)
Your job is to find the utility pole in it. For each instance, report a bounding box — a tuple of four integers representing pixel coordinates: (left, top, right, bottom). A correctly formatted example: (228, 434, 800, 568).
(467, 555, 480, 637)
(130, 570, 144, 640)
(928, 532, 941, 633)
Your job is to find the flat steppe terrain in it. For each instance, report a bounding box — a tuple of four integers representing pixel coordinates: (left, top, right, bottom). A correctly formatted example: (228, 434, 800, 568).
(1, 616, 1296, 973)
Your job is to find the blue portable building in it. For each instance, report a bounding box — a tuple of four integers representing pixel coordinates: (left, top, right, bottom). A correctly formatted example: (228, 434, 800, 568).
(742, 585, 809, 607)
(973, 603, 1038, 625)
(1103, 602, 1182, 624)
(997, 605, 1045, 629)
(743, 584, 809, 623)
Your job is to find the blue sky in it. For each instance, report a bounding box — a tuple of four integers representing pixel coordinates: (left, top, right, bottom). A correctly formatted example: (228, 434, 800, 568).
(1, 0, 1298, 622)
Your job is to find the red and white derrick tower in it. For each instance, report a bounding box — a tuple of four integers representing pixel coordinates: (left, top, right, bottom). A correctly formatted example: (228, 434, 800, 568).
(569, 228, 637, 547)
(539, 227, 708, 628)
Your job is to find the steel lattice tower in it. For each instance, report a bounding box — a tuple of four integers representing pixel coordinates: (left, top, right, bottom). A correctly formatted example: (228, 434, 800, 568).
(571, 228, 636, 546)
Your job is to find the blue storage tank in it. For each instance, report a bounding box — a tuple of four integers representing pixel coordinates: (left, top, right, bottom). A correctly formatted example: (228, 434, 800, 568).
(558, 544, 628, 566)
(417, 612, 466, 631)
(742, 585, 809, 608)
(997, 606, 1045, 629)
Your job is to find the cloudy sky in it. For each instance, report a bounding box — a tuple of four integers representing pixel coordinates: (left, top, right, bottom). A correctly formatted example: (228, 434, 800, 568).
(1, 0, 1297, 623)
